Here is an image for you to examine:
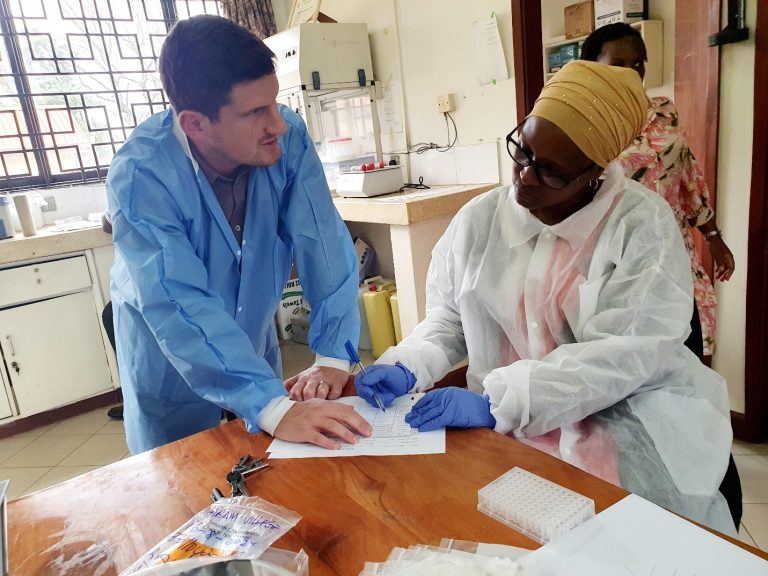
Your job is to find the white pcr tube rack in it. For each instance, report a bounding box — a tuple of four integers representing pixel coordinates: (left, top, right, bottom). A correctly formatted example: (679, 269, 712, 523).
(477, 466, 595, 544)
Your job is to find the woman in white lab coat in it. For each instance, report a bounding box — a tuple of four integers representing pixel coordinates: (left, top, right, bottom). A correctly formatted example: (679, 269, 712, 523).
(355, 60, 736, 536)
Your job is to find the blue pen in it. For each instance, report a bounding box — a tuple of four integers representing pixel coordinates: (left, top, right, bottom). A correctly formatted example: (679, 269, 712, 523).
(345, 340, 385, 412)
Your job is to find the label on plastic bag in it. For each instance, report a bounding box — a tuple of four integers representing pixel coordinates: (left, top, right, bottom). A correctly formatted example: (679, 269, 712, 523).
(121, 496, 301, 575)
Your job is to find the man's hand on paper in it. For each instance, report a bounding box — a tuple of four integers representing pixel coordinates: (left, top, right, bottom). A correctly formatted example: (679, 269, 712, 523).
(285, 365, 349, 401)
(273, 399, 372, 450)
(405, 387, 496, 432)
(355, 363, 416, 407)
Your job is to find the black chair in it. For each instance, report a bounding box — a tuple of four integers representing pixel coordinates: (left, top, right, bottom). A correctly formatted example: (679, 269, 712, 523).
(102, 301, 123, 420)
(685, 306, 742, 527)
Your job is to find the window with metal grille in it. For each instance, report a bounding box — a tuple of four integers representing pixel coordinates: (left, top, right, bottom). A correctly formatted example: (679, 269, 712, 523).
(0, 0, 221, 190)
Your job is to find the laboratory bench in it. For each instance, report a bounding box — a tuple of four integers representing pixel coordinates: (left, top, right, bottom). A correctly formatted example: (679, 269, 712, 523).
(9, 415, 768, 575)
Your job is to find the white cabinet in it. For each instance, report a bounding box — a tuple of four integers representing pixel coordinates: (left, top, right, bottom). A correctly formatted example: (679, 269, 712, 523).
(543, 20, 663, 89)
(92, 245, 115, 304)
(0, 291, 113, 416)
(0, 252, 115, 418)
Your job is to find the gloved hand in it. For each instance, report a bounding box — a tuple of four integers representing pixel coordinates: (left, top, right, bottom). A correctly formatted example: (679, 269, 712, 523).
(405, 387, 496, 432)
(355, 363, 416, 408)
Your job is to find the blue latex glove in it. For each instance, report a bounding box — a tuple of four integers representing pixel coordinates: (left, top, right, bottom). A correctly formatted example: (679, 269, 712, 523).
(355, 363, 416, 408)
(405, 387, 496, 432)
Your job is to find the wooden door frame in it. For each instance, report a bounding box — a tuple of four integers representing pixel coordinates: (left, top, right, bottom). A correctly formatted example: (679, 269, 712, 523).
(511, 1, 768, 441)
(736, 1, 768, 442)
(674, 2, 722, 282)
(511, 0, 544, 122)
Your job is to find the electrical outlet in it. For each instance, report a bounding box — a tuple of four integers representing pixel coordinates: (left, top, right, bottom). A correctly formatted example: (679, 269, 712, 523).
(40, 196, 56, 212)
(388, 154, 400, 165)
(437, 93, 455, 114)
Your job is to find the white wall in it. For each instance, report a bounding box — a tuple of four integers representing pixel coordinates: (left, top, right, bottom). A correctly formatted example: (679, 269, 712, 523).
(322, 0, 517, 185)
(645, 0, 675, 99)
(541, 0, 579, 40)
(713, 0, 757, 414)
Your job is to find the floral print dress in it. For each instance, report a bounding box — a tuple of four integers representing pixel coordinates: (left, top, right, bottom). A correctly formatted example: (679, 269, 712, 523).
(617, 97, 717, 355)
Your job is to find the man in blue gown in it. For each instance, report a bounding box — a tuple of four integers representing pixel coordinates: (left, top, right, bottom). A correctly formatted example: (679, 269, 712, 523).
(107, 15, 370, 453)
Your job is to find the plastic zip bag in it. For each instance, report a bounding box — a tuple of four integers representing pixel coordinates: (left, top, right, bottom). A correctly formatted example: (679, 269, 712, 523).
(130, 547, 309, 575)
(121, 497, 301, 575)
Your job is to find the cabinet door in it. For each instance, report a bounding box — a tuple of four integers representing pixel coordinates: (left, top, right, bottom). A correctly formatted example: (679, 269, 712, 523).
(0, 291, 112, 416)
(92, 245, 115, 305)
(0, 362, 14, 420)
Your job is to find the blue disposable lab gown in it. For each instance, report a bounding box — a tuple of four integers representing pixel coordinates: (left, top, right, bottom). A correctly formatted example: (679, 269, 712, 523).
(107, 106, 359, 454)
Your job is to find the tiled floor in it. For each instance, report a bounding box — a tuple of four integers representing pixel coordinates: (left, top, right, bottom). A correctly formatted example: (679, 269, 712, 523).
(0, 409, 127, 500)
(0, 341, 765, 552)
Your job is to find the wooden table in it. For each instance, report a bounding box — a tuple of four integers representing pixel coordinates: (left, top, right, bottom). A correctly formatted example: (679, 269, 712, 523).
(8, 422, 767, 575)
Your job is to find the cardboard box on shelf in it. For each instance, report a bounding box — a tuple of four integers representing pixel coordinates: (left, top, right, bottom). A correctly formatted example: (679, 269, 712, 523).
(565, 1, 595, 39)
(276, 278, 304, 340)
(594, 0, 647, 29)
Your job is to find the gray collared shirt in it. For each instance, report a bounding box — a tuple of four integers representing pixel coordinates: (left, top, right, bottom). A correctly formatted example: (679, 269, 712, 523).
(191, 146, 249, 246)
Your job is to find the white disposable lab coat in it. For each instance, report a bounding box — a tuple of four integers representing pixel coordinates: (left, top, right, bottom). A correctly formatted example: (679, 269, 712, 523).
(379, 162, 735, 535)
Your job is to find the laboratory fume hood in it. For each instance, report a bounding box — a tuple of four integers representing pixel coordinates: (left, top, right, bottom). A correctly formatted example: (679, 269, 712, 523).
(265, 23, 383, 190)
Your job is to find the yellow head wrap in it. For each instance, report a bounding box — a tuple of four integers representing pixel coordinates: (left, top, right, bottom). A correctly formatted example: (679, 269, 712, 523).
(528, 60, 647, 167)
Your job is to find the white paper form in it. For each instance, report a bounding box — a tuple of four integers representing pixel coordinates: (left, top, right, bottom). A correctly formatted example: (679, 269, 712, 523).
(517, 494, 768, 576)
(473, 14, 509, 86)
(379, 81, 404, 134)
(266, 394, 446, 459)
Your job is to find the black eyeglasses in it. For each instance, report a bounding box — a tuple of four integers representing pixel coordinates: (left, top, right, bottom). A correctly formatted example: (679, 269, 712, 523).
(506, 125, 596, 190)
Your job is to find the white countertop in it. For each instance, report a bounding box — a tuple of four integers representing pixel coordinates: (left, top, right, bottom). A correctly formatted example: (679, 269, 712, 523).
(332, 183, 498, 225)
(0, 224, 112, 266)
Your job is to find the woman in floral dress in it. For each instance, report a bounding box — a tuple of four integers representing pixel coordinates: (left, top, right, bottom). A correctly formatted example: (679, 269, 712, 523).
(581, 23, 736, 357)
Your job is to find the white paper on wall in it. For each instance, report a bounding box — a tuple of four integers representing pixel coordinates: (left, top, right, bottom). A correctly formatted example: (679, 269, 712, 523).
(473, 14, 509, 86)
(380, 81, 404, 134)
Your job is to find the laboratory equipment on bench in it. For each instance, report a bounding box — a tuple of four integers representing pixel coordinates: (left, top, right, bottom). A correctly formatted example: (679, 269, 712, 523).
(477, 467, 595, 544)
(336, 164, 404, 198)
(264, 23, 385, 192)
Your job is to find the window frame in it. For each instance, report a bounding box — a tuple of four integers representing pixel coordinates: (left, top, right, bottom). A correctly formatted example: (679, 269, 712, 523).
(0, 0, 219, 191)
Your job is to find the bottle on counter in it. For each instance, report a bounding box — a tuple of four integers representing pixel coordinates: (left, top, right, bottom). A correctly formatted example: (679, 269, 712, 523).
(13, 193, 37, 237)
(0, 195, 14, 239)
